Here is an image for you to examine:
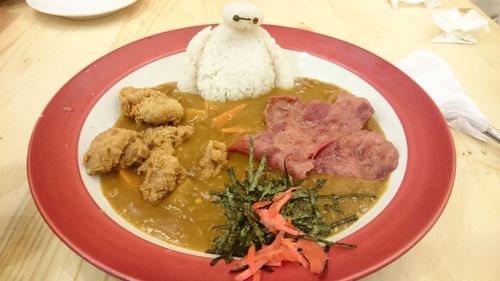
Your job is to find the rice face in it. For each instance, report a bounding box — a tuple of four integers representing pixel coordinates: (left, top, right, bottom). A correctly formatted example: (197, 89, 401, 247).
(177, 25, 294, 102)
(197, 26, 275, 101)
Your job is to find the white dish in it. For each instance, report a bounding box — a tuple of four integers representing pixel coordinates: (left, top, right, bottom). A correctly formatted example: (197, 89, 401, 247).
(28, 25, 455, 280)
(26, 0, 137, 19)
(77, 50, 408, 257)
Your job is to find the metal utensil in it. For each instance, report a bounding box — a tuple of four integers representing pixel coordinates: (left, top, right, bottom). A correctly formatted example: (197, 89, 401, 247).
(484, 126, 500, 144)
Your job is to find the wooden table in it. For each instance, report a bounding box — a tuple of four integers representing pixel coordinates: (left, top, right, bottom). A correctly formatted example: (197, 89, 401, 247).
(1, 0, 499, 280)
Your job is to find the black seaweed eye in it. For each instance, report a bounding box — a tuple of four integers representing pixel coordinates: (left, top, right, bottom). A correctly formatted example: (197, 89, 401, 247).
(233, 15, 240, 22)
(252, 17, 258, 24)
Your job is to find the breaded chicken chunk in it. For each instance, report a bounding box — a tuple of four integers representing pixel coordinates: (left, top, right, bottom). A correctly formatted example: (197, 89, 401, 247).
(136, 125, 194, 203)
(137, 147, 186, 204)
(142, 125, 195, 149)
(83, 128, 149, 175)
(198, 140, 228, 180)
(119, 87, 184, 125)
(121, 138, 150, 167)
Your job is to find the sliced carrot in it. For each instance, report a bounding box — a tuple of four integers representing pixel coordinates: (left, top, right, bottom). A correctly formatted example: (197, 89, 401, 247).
(269, 188, 297, 216)
(252, 200, 272, 210)
(221, 126, 249, 135)
(235, 189, 328, 281)
(234, 267, 254, 281)
(234, 231, 327, 281)
(296, 239, 327, 274)
(264, 261, 281, 267)
(256, 247, 284, 262)
(271, 188, 297, 204)
(239, 249, 282, 269)
(235, 258, 269, 281)
(247, 245, 257, 273)
(281, 238, 308, 268)
(255, 209, 302, 235)
(237, 232, 284, 267)
(118, 169, 142, 191)
(211, 104, 247, 128)
(254, 208, 296, 235)
(271, 231, 285, 245)
(238, 239, 281, 269)
(253, 269, 262, 281)
(274, 223, 304, 236)
(253, 188, 303, 236)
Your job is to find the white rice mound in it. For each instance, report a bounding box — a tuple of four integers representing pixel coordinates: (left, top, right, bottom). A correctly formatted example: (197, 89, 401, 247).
(177, 25, 294, 102)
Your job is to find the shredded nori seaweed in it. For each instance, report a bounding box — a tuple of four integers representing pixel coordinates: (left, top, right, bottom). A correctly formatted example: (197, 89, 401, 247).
(207, 139, 375, 265)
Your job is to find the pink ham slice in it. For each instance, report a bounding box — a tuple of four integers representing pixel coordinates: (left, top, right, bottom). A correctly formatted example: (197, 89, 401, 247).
(229, 95, 376, 179)
(313, 130, 399, 180)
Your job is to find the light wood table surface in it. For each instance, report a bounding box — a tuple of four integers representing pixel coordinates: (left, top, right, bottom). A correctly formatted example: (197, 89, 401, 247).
(1, 0, 499, 280)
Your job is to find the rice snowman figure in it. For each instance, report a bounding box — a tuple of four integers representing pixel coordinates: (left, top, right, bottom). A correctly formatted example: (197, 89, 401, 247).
(177, 1, 294, 102)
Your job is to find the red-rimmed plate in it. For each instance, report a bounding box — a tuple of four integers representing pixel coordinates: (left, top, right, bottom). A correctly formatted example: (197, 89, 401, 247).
(28, 25, 455, 280)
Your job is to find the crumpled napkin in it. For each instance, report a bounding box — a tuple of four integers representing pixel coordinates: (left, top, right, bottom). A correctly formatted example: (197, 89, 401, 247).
(396, 49, 489, 140)
(431, 9, 490, 44)
(390, 0, 441, 9)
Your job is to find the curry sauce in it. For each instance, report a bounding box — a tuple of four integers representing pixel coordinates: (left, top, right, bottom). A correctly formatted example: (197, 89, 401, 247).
(101, 78, 387, 251)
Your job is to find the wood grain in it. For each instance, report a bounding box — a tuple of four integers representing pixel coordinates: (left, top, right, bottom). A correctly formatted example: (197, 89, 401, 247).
(1, 0, 499, 280)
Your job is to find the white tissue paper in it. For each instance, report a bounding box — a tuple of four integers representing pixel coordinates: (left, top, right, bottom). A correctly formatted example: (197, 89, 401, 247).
(397, 49, 489, 140)
(432, 9, 490, 44)
(390, 0, 441, 9)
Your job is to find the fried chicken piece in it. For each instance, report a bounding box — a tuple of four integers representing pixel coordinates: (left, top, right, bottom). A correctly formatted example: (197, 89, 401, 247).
(142, 125, 195, 149)
(83, 128, 149, 175)
(198, 140, 228, 180)
(137, 147, 186, 204)
(121, 138, 151, 167)
(119, 87, 184, 125)
(129, 125, 194, 203)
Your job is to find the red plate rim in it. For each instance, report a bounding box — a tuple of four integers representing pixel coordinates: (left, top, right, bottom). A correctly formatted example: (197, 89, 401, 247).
(27, 25, 455, 281)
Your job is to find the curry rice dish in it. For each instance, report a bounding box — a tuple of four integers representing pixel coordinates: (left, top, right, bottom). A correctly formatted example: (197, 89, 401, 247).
(83, 78, 399, 252)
